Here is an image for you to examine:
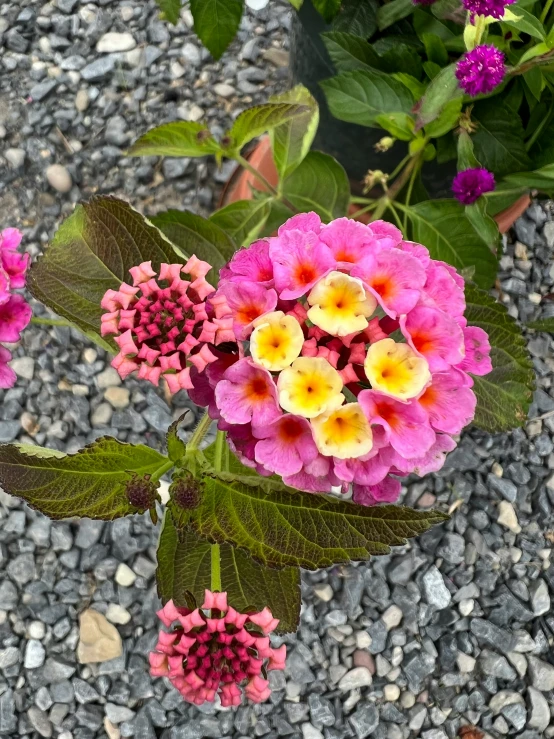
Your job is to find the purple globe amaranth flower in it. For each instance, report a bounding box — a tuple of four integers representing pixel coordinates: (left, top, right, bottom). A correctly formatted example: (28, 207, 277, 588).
(452, 168, 496, 205)
(462, 0, 515, 19)
(456, 45, 506, 97)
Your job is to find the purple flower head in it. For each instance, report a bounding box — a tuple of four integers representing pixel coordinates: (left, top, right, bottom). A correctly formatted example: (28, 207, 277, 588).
(462, 0, 515, 19)
(452, 168, 496, 205)
(456, 45, 506, 97)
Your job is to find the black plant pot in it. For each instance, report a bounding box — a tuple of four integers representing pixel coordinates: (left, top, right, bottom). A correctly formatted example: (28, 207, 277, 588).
(289, 0, 457, 198)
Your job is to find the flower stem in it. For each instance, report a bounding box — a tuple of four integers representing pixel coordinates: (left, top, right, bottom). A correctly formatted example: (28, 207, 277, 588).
(31, 316, 73, 328)
(235, 154, 279, 197)
(540, 0, 554, 24)
(150, 458, 175, 483)
(187, 411, 212, 451)
(210, 429, 226, 592)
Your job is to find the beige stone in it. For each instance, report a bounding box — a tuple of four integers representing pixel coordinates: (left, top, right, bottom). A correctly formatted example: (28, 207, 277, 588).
(77, 609, 123, 664)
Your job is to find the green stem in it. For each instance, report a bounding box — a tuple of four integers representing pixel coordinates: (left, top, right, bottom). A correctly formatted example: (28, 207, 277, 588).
(210, 429, 226, 592)
(540, 0, 554, 25)
(187, 411, 212, 451)
(387, 202, 404, 231)
(403, 164, 419, 232)
(349, 202, 377, 220)
(388, 154, 411, 182)
(235, 154, 279, 197)
(150, 458, 174, 483)
(31, 316, 74, 328)
(350, 196, 375, 205)
(369, 197, 390, 222)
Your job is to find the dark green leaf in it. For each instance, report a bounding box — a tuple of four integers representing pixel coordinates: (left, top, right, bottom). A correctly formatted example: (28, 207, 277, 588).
(413, 8, 457, 42)
(523, 66, 544, 101)
(281, 151, 350, 221)
(503, 163, 554, 191)
(465, 283, 534, 432)
(424, 96, 462, 138)
(0, 438, 166, 520)
(127, 122, 221, 158)
(188, 473, 447, 569)
(379, 43, 423, 78)
(225, 103, 311, 155)
(422, 33, 449, 66)
(29, 197, 183, 342)
(405, 199, 498, 288)
(260, 200, 297, 237)
(377, 0, 414, 31)
(465, 199, 500, 254)
(527, 318, 554, 332)
(483, 183, 528, 215)
(530, 118, 554, 168)
(269, 86, 320, 180)
(501, 6, 545, 40)
(166, 414, 189, 464)
(322, 32, 382, 72)
(156, 0, 181, 24)
(152, 210, 236, 278)
(472, 100, 531, 177)
(457, 129, 480, 170)
(332, 0, 378, 38)
(190, 0, 244, 59)
(320, 69, 413, 127)
(210, 198, 272, 246)
(415, 64, 462, 130)
(313, 0, 341, 22)
(157, 513, 301, 633)
(393, 72, 427, 99)
(375, 112, 415, 140)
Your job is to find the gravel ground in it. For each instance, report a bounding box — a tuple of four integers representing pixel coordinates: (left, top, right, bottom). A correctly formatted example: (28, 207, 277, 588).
(2, 2, 554, 738)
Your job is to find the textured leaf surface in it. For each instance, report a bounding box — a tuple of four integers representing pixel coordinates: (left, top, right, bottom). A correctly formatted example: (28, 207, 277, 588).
(0, 438, 167, 520)
(210, 199, 272, 246)
(472, 101, 531, 177)
(29, 197, 182, 340)
(416, 64, 462, 130)
(321, 69, 413, 127)
(269, 86, 319, 181)
(281, 151, 350, 221)
(166, 414, 189, 464)
(313, 0, 341, 22)
(155, 0, 181, 24)
(157, 513, 301, 633)
(190, 0, 243, 59)
(226, 103, 311, 154)
(322, 32, 382, 72)
(377, 0, 414, 30)
(527, 317, 554, 332)
(127, 122, 221, 158)
(189, 475, 448, 569)
(151, 210, 236, 276)
(406, 200, 497, 289)
(333, 0, 378, 37)
(465, 283, 534, 432)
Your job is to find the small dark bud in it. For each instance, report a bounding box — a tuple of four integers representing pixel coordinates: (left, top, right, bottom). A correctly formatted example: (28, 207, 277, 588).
(170, 472, 202, 510)
(196, 129, 211, 142)
(125, 473, 159, 511)
(221, 135, 233, 148)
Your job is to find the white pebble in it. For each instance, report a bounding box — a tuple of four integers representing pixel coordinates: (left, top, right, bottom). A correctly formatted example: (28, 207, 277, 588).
(104, 387, 130, 409)
(457, 652, 476, 673)
(46, 164, 72, 193)
(498, 501, 521, 533)
(96, 32, 136, 53)
(381, 605, 403, 630)
(105, 604, 131, 625)
(313, 583, 333, 602)
(115, 563, 136, 587)
(384, 684, 400, 702)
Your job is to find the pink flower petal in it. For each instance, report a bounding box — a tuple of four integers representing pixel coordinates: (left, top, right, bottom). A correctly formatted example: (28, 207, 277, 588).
(219, 281, 278, 339)
(352, 477, 402, 506)
(269, 229, 334, 300)
(457, 325, 493, 375)
(418, 369, 477, 434)
(253, 414, 319, 477)
(277, 212, 322, 235)
(215, 358, 281, 427)
(420, 262, 466, 317)
(400, 305, 464, 372)
(0, 295, 32, 342)
(221, 240, 274, 286)
(319, 217, 375, 270)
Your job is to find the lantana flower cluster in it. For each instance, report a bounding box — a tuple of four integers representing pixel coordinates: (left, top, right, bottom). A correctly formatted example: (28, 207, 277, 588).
(191, 213, 492, 506)
(149, 591, 285, 707)
(0, 228, 32, 389)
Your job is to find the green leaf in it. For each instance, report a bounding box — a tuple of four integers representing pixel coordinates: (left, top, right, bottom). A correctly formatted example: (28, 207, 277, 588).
(156, 0, 181, 24)
(523, 66, 544, 101)
(332, 0, 378, 38)
(503, 163, 554, 191)
(501, 7, 545, 40)
(225, 103, 311, 155)
(465, 283, 534, 432)
(375, 112, 415, 140)
(518, 41, 549, 64)
(457, 129, 480, 170)
(151, 209, 236, 278)
(157, 513, 301, 633)
(269, 86, 320, 181)
(0, 438, 167, 520)
(190, 0, 244, 59)
(322, 32, 382, 72)
(465, 199, 500, 254)
(424, 96, 462, 138)
(320, 69, 413, 127)
(413, 8, 457, 42)
(188, 473, 447, 570)
(287, 0, 304, 8)
(313, 0, 341, 22)
(472, 100, 531, 177)
(127, 121, 221, 158)
(29, 196, 183, 342)
(377, 0, 414, 31)
(281, 151, 350, 221)
(166, 414, 189, 464)
(378, 43, 423, 78)
(393, 72, 427, 99)
(210, 198, 272, 246)
(422, 33, 449, 67)
(527, 317, 554, 331)
(405, 199, 498, 288)
(415, 64, 462, 130)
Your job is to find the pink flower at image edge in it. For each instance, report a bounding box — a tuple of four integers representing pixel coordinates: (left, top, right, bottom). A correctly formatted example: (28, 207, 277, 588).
(0, 228, 31, 389)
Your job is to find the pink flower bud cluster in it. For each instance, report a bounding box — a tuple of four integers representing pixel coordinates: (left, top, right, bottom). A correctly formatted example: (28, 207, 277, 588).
(190, 213, 492, 506)
(0, 229, 32, 389)
(101, 257, 235, 393)
(149, 591, 286, 707)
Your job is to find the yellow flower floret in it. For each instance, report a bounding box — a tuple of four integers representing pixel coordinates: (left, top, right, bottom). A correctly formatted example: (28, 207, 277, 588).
(307, 271, 377, 337)
(311, 403, 373, 459)
(364, 338, 430, 401)
(277, 357, 344, 418)
(250, 311, 305, 372)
